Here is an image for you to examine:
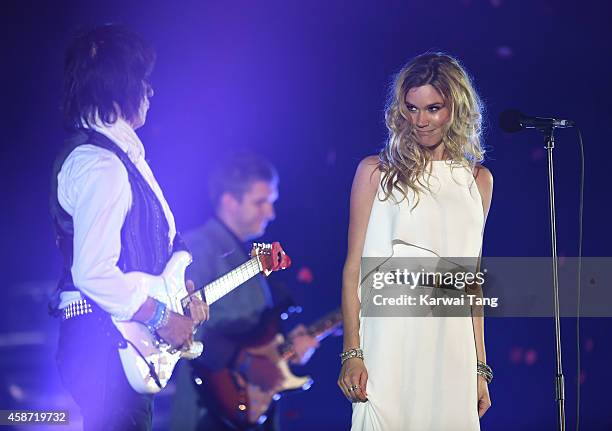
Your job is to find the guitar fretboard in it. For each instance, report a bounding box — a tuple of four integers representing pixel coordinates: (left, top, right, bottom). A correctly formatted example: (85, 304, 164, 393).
(278, 309, 343, 359)
(181, 257, 262, 310)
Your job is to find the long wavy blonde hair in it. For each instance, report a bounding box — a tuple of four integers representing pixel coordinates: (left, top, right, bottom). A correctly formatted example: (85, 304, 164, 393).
(379, 52, 485, 206)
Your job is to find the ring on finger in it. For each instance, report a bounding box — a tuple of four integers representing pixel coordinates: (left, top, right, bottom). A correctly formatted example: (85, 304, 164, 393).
(350, 385, 359, 391)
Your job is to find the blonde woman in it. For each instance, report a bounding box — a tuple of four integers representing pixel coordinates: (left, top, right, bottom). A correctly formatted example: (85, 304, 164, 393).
(338, 53, 493, 430)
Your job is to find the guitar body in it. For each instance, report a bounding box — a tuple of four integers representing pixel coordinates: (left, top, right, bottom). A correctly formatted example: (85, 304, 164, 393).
(243, 334, 313, 424)
(109, 243, 290, 394)
(195, 312, 316, 429)
(113, 251, 203, 394)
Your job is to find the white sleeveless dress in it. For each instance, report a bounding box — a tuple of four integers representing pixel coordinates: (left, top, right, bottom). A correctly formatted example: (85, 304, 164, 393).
(352, 161, 484, 431)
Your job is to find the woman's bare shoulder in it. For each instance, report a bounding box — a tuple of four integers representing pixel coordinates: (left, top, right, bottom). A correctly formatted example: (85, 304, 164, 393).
(473, 164, 493, 192)
(473, 163, 493, 216)
(354, 155, 381, 187)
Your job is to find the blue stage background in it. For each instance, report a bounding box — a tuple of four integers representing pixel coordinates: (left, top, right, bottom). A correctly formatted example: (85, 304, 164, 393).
(1, 0, 611, 429)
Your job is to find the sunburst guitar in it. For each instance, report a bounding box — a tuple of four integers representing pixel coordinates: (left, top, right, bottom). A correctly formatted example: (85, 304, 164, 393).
(194, 308, 343, 429)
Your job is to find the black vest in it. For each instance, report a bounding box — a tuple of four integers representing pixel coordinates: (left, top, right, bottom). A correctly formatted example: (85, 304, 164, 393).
(50, 130, 183, 310)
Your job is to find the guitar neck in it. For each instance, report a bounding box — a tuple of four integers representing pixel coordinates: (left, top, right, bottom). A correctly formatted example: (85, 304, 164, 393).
(279, 309, 343, 359)
(181, 257, 262, 309)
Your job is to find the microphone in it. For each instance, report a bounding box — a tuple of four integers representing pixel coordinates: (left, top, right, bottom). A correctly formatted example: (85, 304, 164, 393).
(499, 109, 575, 133)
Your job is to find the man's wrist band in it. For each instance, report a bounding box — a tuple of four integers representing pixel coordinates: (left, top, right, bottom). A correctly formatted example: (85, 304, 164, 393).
(156, 304, 170, 330)
(477, 360, 493, 384)
(146, 300, 169, 331)
(340, 348, 364, 365)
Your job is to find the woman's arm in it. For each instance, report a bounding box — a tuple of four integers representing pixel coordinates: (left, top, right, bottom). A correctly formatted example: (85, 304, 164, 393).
(473, 165, 494, 417)
(338, 155, 381, 402)
(472, 165, 493, 361)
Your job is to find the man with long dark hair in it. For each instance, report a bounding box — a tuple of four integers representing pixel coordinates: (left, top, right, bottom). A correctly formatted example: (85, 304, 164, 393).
(51, 24, 208, 430)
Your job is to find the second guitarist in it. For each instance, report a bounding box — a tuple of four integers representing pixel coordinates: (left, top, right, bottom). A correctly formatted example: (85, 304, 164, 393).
(170, 152, 319, 431)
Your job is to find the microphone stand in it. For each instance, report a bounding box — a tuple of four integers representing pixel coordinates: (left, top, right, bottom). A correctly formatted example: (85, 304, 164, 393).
(541, 126, 566, 431)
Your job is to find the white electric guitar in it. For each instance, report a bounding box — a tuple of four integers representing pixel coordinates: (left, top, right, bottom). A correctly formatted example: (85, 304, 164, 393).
(113, 241, 291, 394)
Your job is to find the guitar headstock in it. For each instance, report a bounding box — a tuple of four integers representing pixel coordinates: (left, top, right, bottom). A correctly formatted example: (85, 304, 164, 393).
(251, 241, 292, 276)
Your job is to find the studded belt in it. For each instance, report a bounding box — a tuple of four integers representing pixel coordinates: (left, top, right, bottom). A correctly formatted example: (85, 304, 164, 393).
(62, 298, 94, 321)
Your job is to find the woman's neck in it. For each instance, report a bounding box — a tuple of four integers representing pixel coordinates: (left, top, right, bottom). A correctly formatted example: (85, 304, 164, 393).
(424, 142, 446, 161)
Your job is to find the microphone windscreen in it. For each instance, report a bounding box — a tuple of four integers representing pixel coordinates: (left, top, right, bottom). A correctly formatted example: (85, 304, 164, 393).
(499, 109, 523, 133)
